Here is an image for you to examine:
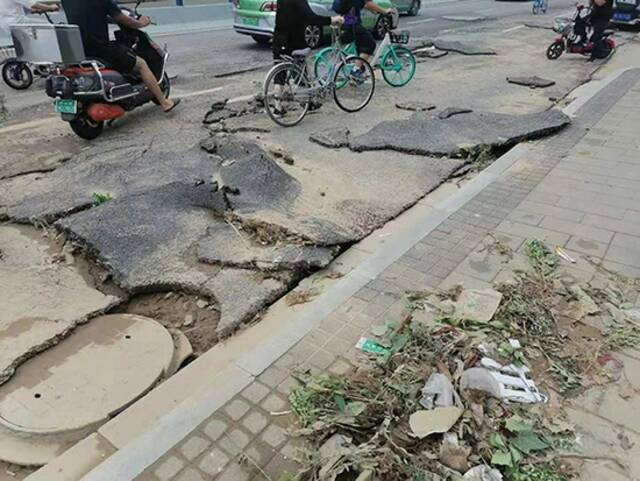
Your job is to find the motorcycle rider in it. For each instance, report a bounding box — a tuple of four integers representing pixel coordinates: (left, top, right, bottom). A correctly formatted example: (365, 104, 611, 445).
(61, 0, 179, 112)
(0, 0, 59, 36)
(573, 0, 613, 59)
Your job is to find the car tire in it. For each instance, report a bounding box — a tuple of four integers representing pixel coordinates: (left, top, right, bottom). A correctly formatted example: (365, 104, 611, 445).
(252, 35, 271, 44)
(408, 0, 420, 16)
(373, 14, 393, 40)
(304, 25, 322, 49)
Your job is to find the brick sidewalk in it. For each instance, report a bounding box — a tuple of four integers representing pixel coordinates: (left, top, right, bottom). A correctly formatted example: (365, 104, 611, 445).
(127, 69, 640, 481)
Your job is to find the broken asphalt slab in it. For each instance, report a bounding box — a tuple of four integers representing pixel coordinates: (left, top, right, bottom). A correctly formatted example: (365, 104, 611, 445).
(0, 225, 120, 386)
(350, 109, 571, 157)
(55, 181, 292, 335)
(309, 127, 351, 148)
(507, 76, 556, 88)
(2, 133, 217, 224)
(396, 102, 437, 112)
(197, 223, 336, 271)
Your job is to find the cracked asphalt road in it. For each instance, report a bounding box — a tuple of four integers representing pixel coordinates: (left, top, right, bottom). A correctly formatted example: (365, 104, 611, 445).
(0, 0, 578, 125)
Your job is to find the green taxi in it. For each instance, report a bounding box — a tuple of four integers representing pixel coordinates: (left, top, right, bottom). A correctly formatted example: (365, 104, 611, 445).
(233, 0, 400, 48)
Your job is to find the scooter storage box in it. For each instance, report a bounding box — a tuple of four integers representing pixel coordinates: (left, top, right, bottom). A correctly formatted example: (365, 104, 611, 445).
(10, 24, 85, 63)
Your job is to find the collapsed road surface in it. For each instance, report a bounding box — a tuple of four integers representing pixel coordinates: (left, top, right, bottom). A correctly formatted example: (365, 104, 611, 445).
(0, 4, 629, 477)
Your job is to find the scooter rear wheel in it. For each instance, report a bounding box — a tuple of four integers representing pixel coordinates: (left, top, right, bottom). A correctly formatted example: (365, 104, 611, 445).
(546, 41, 564, 60)
(69, 112, 104, 140)
(2, 60, 33, 90)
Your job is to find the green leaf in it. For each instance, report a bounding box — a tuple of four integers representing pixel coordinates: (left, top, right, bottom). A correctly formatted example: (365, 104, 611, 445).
(505, 415, 533, 433)
(490, 433, 508, 451)
(509, 445, 523, 466)
(491, 450, 513, 467)
(511, 431, 549, 454)
(347, 401, 366, 416)
(334, 394, 347, 413)
(391, 333, 409, 352)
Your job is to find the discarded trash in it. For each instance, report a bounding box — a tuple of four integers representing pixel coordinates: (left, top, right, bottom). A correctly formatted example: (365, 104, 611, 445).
(454, 289, 503, 322)
(463, 465, 504, 481)
(409, 406, 463, 438)
(555, 246, 576, 263)
(460, 357, 547, 404)
(355, 337, 390, 356)
(420, 373, 462, 409)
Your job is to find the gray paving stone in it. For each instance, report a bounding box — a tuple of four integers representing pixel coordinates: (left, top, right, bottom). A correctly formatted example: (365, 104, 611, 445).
(216, 461, 253, 481)
(203, 417, 229, 441)
(605, 245, 640, 269)
(260, 392, 288, 413)
(241, 382, 271, 404)
(245, 440, 278, 467)
(260, 424, 289, 449)
(306, 348, 335, 370)
(242, 410, 269, 434)
(224, 399, 251, 421)
(153, 455, 184, 481)
(258, 366, 290, 388)
(198, 447, 230, 476)
(496, 220, 571, 246)
(539, 216, 614, 244)
(175, 468, 206, 481)
(518, 200, 585, 222)
(180, 435, 211, 461)
(565, 236, 608, 258)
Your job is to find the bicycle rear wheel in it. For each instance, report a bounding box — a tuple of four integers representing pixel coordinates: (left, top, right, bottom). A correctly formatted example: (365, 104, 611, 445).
(332, 57, 375, 113)
(381, 46, 416, 87)
(263, 62, 311, 127)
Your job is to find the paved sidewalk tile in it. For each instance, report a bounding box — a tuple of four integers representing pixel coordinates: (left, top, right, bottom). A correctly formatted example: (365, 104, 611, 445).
(134, 71, 640, 481)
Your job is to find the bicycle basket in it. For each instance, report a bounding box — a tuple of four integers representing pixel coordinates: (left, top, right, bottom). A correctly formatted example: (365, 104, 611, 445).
(390, 30, 410, 44)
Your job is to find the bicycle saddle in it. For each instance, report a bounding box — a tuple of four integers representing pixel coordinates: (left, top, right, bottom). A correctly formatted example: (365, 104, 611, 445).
(291, 48, 311, 57)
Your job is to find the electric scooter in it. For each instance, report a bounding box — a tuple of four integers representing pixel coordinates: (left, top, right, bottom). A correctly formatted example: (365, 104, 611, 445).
(11, 0, 171, 139)
(546, 5, 615, 60)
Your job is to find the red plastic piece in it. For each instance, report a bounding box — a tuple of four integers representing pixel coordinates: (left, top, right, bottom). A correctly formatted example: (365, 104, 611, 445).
(87, 103, 125, 122)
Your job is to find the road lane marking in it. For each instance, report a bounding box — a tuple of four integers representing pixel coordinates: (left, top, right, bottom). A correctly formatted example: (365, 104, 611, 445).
(407, 17, 436, 25)
(173, 85, 226, 98)
(0, 117, 58, 135)
(503, 24, 525, 33)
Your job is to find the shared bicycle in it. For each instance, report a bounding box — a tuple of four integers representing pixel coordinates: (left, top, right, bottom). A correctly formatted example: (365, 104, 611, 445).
(314, 15, 416, 88)
(263, 26, 375, 127)
(532, 0, 549, 15)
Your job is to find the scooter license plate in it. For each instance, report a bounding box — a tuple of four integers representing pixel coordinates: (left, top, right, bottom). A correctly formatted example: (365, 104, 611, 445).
(54, 99, 78, 114)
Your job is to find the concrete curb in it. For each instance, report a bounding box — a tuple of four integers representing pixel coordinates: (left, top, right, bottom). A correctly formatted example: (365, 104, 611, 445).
(28, 66, 638, 481)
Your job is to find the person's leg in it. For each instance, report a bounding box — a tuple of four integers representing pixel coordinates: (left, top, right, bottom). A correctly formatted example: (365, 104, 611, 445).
(354, 26, 375, 71)
(133, 56, 174, 111)
(589, 19, 607, 59)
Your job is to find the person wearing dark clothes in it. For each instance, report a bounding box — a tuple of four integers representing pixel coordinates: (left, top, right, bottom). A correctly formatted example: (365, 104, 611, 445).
(273, 0, 342, 60)
(271, 0, 342, 114)
(588, 0, 613, 59)
(62, 0, 178, 112)
(573, 0, 612, 59)
(336, 0, 392, 75)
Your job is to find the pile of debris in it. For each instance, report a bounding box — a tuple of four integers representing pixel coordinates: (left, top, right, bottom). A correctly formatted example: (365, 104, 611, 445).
(283, 239, 640, 481)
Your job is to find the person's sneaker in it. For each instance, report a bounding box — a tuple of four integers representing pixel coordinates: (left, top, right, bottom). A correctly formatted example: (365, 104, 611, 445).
(349, 67, 366, 84)
(273, 106, 287, 116)
(308, 101, 322, 112)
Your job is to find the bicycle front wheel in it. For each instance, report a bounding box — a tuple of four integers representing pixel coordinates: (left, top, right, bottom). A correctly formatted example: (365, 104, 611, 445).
(263, 62, 311, 127)
(381, 46, 416, 87)
(332, 57, 375, 113)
